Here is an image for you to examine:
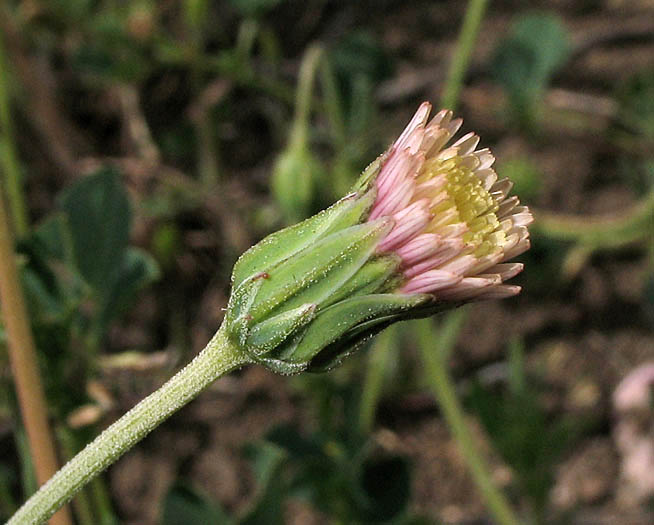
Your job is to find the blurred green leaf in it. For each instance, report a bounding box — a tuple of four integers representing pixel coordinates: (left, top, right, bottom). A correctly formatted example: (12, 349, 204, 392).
(266, 424, 324, 460)
(161, 444, 287, 525)
(643, 272, 654, 324)
(151, 223, 183, 271)
(47, 0, 94, 23)
(21, 268, 68, 325)
(28, 214, 75, 265)
(265, 389, 415, 524)
(330, 31, 393, 90)
(70, 11, 151, 82)
(19, 214, 84, 324)
(161, 483, 232, 525)
(497, 157, 543, 202)
(97, 247, 160, 331)
(330, 31, 391, 136)
(239, 442, 288, 525)
(492, 12, 570, 123)
(616, 69, 654, 139)
(72, 45, 115, 78)
(358, 455, 411, 522)
(466, 346, 591, 517)
(0, 462, 17, 521)
(184, 0, 210, 31)
(60, 168, 130, 298)
(227, 0, 283, 17)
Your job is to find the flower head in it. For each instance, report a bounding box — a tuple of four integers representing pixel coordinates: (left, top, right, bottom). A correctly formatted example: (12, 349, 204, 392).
(225, 103, 533, 373)
(370, 102, 532, 301)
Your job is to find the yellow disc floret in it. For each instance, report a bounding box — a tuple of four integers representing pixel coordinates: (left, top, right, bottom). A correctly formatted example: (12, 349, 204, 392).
(419, 149, 505, 258)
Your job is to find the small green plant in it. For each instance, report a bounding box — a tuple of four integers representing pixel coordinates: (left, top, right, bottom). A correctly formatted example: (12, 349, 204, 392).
(466, 339, 593, 522)
(161, 376, 424, 525)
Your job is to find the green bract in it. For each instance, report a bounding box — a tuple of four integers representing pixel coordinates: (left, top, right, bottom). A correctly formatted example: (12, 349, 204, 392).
(224, 173, 431, 374)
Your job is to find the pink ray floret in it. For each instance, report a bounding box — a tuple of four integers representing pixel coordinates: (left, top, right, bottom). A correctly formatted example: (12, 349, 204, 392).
(370, 102, 533, 302)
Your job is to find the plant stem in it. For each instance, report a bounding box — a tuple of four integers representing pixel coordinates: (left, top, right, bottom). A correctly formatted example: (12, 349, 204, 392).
(88, 475, 116, 525)
(0, 466, 17, 519)
(358, 325, 397, 435)
(534, 190, 654, 247)
(56, 427, 95, 525)
(0, 29, 28, 238)
(8, 325, 251, 525)
(416, 313, 520, 525)
(319, 56, 347, 150)
(289, 45, 324, 148)
(440, 0, 490, 111)
(0, 187, 72, 525)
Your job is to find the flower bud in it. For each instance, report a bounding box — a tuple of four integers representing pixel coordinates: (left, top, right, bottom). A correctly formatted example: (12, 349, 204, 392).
(271, 143, 327, 224)
(225, 102, 533, 373)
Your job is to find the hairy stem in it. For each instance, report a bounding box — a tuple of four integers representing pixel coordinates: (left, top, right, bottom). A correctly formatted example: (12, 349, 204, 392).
(8, 326, 251, 525)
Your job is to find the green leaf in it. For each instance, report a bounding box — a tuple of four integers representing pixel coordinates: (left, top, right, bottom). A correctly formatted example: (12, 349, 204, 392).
(358, 455, 411, 521)
(60, 168, 131, 297)
(231, 190, 376, 288)
(21, 268, 68, 324)
(185, 0, 209, 30)
(616, 69, 654, 139)
(28, 214, 75, 265)
(320, 254, 401, 309)
(496, 157, 543, 202)
(227, 0, 282, 17)
(246, 303, 316, 355)
(225, 274, 265, 332)
(97, 247, 160, 331)
(161, 483, 232, 525)
(331, 32, 392, 86)
(492, 12, 570, 118)
(644, 273, 654, 324)
(466, 371, 592, 515)
(247, 220, 392, 320)
(18, 214, 85, 323)
(284, 293, 428, 364)
(265, 424, 324, 460)
(330, 31, 392, 130)
(239, 442, 287, 525)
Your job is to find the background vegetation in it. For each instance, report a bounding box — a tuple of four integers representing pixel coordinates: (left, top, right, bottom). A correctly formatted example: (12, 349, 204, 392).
(0, 0, 653, 523)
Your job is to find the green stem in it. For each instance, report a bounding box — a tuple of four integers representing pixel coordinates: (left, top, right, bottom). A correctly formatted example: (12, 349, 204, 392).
(416, 313, 520, 525)
(8, 325, 251, 525)
(0, 172, 72, 525)
(440, 0, 490, 111)
(0, 468, 17, 520)
(289, 45, 324, 148)
(319, 56, 347, 149)
(358, 325, 397, 435)
(57, 425, 117, 525)
(14, 426, 37, 499)
(534, 190, 654, 248)
(88, 476, 115, 525)
(0, 29, 28, 237)
(56, 427, 95, 525)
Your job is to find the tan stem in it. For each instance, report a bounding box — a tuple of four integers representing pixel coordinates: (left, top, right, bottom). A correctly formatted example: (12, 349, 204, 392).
(0, 193, 72, 525)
